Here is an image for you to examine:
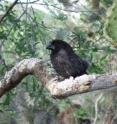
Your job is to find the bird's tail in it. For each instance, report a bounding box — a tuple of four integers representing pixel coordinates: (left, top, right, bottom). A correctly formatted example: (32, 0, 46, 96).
(83, 60, 89, 70)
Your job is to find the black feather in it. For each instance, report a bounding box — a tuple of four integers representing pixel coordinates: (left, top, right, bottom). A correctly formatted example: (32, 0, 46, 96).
(46, 39, 89, 78)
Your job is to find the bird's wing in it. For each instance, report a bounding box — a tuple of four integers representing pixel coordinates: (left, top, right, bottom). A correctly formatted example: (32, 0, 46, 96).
(57, 55, 73, 76)
(82, 59, 89, 70)
(70, 54, 88, 75)
(52, 49, 74, 77)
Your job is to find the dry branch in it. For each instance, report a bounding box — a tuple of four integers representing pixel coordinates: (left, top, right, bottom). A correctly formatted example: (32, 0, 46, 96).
(47, 73, 117, 98)
(0, 58, 51, 97)
(0, 58, 117, 98)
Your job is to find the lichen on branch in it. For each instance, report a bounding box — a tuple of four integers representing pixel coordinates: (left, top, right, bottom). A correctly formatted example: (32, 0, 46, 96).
(0, 58, 117, 98)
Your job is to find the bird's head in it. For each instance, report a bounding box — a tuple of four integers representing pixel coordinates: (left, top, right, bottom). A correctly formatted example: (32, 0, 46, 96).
(46, 39, 72, 53)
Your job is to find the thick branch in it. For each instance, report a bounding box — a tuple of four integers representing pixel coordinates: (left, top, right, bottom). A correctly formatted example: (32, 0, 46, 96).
(47, 73, 117, 98)
(0, 58, 117, 98)
(0, 58, 51, 97)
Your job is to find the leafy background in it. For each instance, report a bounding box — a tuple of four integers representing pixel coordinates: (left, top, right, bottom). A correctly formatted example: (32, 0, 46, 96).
(0, 0, 117, 124)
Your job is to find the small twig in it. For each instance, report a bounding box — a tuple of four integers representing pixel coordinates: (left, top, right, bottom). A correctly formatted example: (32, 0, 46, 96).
(17, 0, 40, 4)
(93, 93, 103, 124)
(0, 0, 18, 24)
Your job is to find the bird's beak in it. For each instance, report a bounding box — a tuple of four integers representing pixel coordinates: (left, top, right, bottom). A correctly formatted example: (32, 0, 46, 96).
(46, 43, 55, 50)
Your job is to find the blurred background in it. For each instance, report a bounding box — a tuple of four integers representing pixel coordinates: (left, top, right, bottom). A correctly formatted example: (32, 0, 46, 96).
(0, 0, 117, 124)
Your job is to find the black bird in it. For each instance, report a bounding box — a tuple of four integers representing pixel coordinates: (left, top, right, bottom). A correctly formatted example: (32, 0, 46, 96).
(46, 39, 88, 78)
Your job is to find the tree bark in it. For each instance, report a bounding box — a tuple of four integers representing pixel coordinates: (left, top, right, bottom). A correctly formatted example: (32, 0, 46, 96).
(0, 58, 117, 98)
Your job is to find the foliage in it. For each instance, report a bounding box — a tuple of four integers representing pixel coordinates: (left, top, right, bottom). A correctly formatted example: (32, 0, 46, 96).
(74, 107, 89, 119)
(0, 0, 117, 123)
(105, 0, 117, 47)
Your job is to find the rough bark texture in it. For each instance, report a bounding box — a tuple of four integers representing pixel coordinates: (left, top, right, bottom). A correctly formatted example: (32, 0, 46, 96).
(0, 58, 117, 98)
(47, 73, 117, 98)
(0, 58, 51, 97)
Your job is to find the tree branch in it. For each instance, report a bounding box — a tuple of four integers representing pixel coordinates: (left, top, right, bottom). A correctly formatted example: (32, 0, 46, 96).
(0, 58, 117, 98)
(0, 0, 18, 24)
(47, 73, 117, 98)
